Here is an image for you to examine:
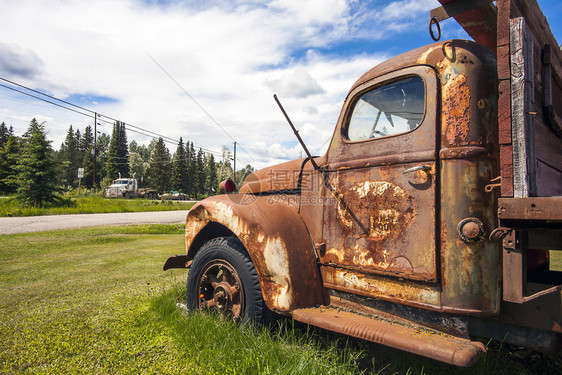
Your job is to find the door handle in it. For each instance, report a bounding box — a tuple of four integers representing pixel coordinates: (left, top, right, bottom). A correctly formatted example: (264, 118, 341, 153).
(403, 165, 431, 175)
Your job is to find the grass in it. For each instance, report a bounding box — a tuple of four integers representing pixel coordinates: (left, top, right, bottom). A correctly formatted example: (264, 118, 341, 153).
(0, 196, 194, 217)
(1, 226, 560, 374)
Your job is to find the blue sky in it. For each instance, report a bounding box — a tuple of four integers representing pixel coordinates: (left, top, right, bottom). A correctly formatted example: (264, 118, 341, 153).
(0, 0, 560, 169)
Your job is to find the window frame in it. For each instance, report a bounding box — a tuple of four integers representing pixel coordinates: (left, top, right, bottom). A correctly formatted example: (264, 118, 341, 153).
(342, 74, 428, 144)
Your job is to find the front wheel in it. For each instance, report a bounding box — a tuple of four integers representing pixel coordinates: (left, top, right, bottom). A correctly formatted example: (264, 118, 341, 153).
(186, 237, 269, 324)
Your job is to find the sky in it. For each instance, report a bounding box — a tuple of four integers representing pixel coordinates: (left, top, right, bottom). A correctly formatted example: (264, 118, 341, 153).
(1, 0, 561, 170)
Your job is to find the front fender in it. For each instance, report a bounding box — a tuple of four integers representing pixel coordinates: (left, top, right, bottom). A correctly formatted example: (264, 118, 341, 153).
(184, 194, 324, 312)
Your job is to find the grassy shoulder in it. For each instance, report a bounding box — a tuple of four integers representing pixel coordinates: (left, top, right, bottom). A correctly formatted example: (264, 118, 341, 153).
(1, 226, 560, 374)
(0, 196, 195, 217)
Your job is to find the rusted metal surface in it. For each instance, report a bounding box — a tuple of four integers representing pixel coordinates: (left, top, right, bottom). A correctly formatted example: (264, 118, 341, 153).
(321, 65, 438, 285)
(168, 7, 562, 360)
(321, 163, 437, 282)
(440, 158, 500, 315)
(163, 254, 190, 270)
(184, 195, 324, 312)
(240, 158, 309, 194)
(498, 197, 562, 223)
(321, 265, 441, 309)
(315, 41, 500, 314)
(435, 0, 497, 52)
(293, 306, 486, 367)
(328, 291, 470, 338)
(195, 258, 244, 320)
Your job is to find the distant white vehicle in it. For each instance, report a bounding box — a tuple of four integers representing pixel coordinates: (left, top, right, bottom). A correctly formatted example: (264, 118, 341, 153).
(105, 178, 159, 199)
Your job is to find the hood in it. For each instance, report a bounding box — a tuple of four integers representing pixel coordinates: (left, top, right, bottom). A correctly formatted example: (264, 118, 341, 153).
(239, 158, 309, 194)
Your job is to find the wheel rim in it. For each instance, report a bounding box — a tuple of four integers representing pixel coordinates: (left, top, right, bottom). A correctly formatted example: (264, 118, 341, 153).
(195, 259, 244, 320)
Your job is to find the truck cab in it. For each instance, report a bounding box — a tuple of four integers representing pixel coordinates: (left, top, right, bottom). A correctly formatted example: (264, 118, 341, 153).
(105, 178, 137, 198)
(165, 0, 561, 367)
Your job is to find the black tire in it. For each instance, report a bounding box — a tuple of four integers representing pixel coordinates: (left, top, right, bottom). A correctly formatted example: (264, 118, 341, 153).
(124, 191, 130, 199)
(186, 236, 269, 324)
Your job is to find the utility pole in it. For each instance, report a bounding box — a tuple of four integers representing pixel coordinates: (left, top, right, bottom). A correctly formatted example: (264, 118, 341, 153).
(233, 141, 237, 183)
(93, 112, 97, 188)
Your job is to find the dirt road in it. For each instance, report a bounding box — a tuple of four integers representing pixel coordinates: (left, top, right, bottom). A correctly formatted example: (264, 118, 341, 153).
(0, 210, 189, 235)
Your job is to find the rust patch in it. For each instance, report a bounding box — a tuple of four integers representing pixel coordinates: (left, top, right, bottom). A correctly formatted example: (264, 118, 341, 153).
(263, 237, 293, 310)
(322, 266, 441, 308)
(442, 74, 471, 146)
(336, 180, 414, 244)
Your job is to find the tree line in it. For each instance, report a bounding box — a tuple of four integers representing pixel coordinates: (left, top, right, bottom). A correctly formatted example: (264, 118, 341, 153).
(0, 119, 254, 204)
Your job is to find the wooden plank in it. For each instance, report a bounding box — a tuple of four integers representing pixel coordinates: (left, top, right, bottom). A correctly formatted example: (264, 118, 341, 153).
(510, 18, 536, 197)
(498, 79, 512, 145)
(497, 0, 513, 197)
(500, 145, 514, 197)
(516, 0, 562, 89)
(536, 160, 562, 196)
(502, 231, 526, 303)
(535, 121, 562, 171)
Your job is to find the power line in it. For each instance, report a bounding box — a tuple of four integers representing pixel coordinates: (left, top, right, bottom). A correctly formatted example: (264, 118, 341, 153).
(0, 76, 225, 158)
(147, 54, 257, 164)
(0, 82, 93, 119)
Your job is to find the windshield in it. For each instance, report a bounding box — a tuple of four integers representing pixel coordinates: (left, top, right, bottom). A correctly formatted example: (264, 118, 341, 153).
(346, 76, 425, 141)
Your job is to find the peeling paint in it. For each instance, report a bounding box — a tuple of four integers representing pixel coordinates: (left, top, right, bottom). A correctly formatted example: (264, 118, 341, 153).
(322, 266, 441, 308)
(263, 237, 293, 310)
(442, 74, 471, 146)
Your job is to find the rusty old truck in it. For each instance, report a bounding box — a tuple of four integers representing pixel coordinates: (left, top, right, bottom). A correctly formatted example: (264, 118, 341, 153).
(164, 0, 562, 367)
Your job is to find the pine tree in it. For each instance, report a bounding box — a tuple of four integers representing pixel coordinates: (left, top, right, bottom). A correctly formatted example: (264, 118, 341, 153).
(16, 119, 61, 205)
(81, 144, 101, 189)
(105, 122, 129, 179)
(79, 125, 94, 157)
(195, 148, 205, 198)
(117, 121, 129, 175)
(170, 137, 188, 193)
(0, 135, 20, 194)
(0, 122, 12, 149)
(96, 132, 110, 180)
(187, 141, 196, 197)
(58, 125, 81, 187)
(205, 154, 218, 194)
(146, 137, 171, 193)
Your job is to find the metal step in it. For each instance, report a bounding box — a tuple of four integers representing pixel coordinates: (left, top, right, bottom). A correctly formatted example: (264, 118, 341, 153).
(292, 307, 486, 367)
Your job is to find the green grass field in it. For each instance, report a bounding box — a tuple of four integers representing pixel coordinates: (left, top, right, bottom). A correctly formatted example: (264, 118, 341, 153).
(0, 196, 194, 217)
(1, 225, 560, 374)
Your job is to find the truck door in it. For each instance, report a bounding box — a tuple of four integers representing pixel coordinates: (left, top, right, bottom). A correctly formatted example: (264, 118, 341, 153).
(321, 66, 439, 283)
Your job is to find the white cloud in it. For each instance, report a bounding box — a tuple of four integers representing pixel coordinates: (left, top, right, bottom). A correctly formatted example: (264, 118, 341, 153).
(0, 43, 45, 79)
(264, 68, 325, 98)
(0, 0, 442, 169)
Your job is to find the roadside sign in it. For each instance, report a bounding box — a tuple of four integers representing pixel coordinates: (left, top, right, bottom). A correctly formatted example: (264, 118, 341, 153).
(77, 168, 84, 178)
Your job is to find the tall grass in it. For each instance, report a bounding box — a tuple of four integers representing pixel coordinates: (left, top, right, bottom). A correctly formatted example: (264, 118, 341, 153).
(1, 226, 560, 374)
(0, 196, 194, 217)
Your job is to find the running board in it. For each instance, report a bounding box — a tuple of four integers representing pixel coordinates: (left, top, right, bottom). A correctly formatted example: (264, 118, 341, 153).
(292, 307, 486, 367)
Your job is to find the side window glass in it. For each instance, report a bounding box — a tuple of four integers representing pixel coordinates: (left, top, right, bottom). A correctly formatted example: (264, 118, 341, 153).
(346, 76, 425, 142)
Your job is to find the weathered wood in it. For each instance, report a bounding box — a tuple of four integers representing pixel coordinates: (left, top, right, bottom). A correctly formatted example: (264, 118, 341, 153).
(500, 145, 514, 196)
(498, 80, 512, 145)
(497, 0, 514, 197)
(516, 0, 562, 89)
(510, 18, 537, 197)
(502, 231, 526, 303)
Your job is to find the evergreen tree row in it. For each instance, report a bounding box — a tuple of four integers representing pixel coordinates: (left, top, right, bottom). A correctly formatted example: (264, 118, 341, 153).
(0, 120, 255, 202)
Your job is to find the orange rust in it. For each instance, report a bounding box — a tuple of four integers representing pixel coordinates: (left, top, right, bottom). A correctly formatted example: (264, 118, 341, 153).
(443, 74, 471, 146)
(184, 195, 324, 312)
